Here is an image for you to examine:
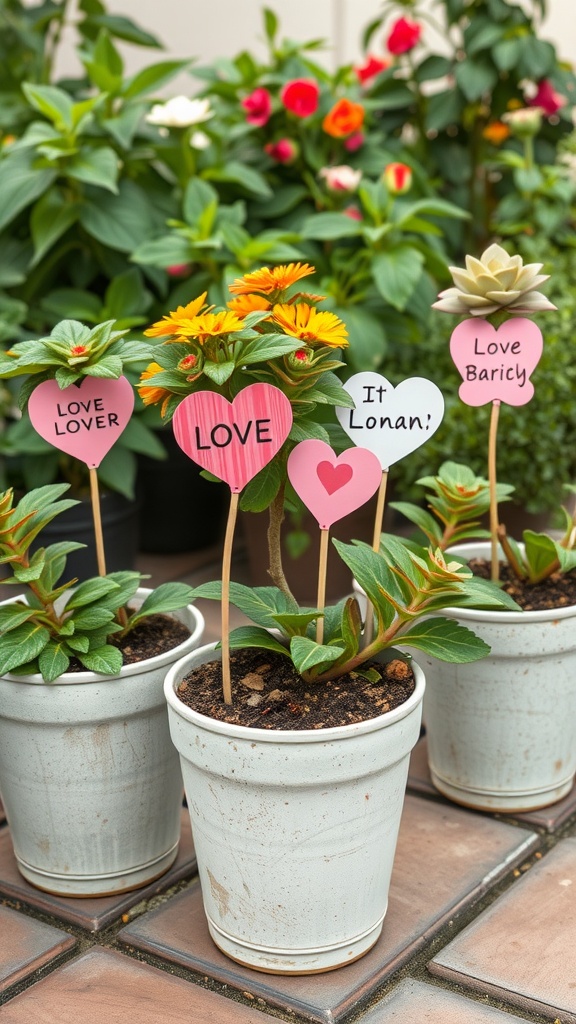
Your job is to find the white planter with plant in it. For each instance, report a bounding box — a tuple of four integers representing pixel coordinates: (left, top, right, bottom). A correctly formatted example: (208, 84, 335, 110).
(0, 486, 204, 896)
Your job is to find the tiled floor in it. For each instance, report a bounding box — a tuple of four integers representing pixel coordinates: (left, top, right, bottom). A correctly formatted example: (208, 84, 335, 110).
(1, 541, 575, 1021)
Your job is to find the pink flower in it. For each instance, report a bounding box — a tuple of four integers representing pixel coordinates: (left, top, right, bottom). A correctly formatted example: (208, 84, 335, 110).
(319, 165, 362, 192)
(343, 205, 363, 221)
(386, 17, 422, 55)
(167, 264, 192, 278)
(280, 79, 320, 118)
(529, 79, 567, 116)
(241, 87, 272, 127)
(383, 162, 413, 195)
(344, 131, 365, 153)
(264, 138, 299, 164)
(354, 55, 389, 86)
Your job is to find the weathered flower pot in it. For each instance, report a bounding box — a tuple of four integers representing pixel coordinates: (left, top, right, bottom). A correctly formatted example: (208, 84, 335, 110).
(164, 643, 425, 974)
(0, 592, 205, 896)
(420, 543, 576, 813)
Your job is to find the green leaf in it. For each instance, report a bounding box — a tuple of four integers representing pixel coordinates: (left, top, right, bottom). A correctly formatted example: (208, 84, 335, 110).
(300, 212, 363, 241)
(83, 355, 124, 379)
(131, 234, 192, 268)
(240, 335, 302, 364)
(182, 177, 219, 225)
(22, 83, 74, 130)
(399, 618, 491, 662)
(128, 582, 194, 623)
(192, 581, 296, 628)
(70, 606, 116, 630)
(67, 146, 120, 193)
(94, 570, 141, 610)
(77, 645, 124, 674)
(205, 162, 273, 200)
(85, 13, 161, 47)
(388, 502, 443, 545)
(79, 180, 160, 253)
(372, 246, 424, 311)
(0, 622, 51, 673)
(30, 189, 78, 266)
(272, 610, 320, 636)
(0, 603, 37, 632)
(38, 640, 71, 682)
(493, 38, 521, 71)
(65, 634, 90, 653)
(0, 150, 57, 233)
(415, 55, 452, 82)
(227, 625, 289, 656)
(239, 456, 284, 512)
(290, 635, 344, 675)
(331, 305, 386, 373)
(454, 59, 498, 102)
(123, 60, 192, 99)
(65, 577, 121, 609)
(202, 360, 236, 385)
(263, 7, 278, 43)
(523, 530, 559, 580)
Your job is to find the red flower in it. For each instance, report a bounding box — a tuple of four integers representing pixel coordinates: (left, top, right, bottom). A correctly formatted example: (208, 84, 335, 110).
(383, 162, 413, 195)
(529, 79, 566, 116)
(167, 263, 191, 278)
(343, 206, 363, 221)
(241, 87, 272, 127)
(280, 79, 320, 118)
(386, 17, 422, 55)
(322, 98, 365, 139)
(344, 131, 365, 152)
(354, 55, 389, 86)
(264, 138, 299, 164)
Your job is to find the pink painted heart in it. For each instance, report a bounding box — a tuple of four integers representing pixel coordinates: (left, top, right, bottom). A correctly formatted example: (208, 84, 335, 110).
(450, 317, 543, 407)
(172, 383, 293, 493)
(287, 439, 382, 530)
(27, 376, 134, 468)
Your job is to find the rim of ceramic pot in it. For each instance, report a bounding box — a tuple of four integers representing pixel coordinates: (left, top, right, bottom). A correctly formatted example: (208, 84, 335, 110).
(1, 590, 205, 686)
(164, 641, 426, 744)
(353, 541, 576, 625)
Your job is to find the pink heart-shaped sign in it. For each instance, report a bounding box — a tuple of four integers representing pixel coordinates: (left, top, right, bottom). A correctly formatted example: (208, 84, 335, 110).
(172, 383, 293, 492)
(28, 376, 134, 468)
(450, 317, 543, 407)
(336, 372, 445, 469)
(287, 439, 382, 530)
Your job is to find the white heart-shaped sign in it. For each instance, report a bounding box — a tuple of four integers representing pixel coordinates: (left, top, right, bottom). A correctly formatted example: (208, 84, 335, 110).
(336, 372, 444, 469)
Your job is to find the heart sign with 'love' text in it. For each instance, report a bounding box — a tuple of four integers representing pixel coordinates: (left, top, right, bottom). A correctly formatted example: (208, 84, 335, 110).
(172, 383, 293, 492)
(336, 372, 445, 469)
(287, 439, 382, 530)
(450, 317, 543, 406)
(28, 376, 134, 468)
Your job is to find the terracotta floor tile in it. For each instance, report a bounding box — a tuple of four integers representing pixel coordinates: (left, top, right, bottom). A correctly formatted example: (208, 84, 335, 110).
(0, 946, 278, 1023)
(118, 795, 538, 1024)
(0, 904, 76, 994)
(408, 737, 576, 832)
(429, 837, 576, 1022)
(361, 978, 523, 1022)
(0, 811, 196, 933)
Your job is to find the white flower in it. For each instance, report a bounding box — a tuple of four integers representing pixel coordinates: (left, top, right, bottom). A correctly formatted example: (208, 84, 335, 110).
(318, 165, 362, 193)
(190, 130, 211, 150)
(433, 243, 556, 317)
(146, 96, 213, 128)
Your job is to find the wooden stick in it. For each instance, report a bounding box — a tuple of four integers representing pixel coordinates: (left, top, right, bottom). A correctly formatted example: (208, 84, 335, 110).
(316, 528, 330, 645)
(363, 470, 389, 649)
(221, 490, 239, 706)
(89, 466, 107, 577)
(488, 400, 501, 582)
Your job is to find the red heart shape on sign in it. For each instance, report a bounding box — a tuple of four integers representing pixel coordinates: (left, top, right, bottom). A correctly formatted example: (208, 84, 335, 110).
(317, 461, 353, 495)
(172, 383, 293, 493)
(288, 439, 382, 530)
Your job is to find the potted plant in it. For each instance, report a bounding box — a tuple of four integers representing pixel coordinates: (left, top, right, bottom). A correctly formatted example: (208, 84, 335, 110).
(396, 244, 576, 814)
(0, 318, 206, 896)
(137, 260, 515, 973)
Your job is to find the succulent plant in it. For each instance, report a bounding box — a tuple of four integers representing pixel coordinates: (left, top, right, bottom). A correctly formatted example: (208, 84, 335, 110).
(432, 243, 556, 317)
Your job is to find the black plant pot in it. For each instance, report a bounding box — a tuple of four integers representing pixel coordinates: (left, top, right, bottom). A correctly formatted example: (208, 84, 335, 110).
(36, 491, 141, 581)
(137, 429, 227, 554)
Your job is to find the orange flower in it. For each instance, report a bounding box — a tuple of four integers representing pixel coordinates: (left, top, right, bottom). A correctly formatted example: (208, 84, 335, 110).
(271, 303, 348, 348)
(229, 263, 316, 296)
(138, 362, 171, 415)
(482, 121, 510, 145)
(144, 294, 209, 338)
(227, 294, 273, 316)
(183, 310, 244, 343)
(322, 98, 364, 139)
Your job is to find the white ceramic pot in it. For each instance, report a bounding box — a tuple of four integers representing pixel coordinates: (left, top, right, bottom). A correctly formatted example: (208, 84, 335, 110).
(421, 543, 576, 812)
(164, 643, 425, 974)
(0, 591, 204, 896)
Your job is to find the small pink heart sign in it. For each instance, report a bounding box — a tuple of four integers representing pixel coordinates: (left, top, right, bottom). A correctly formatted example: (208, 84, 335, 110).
(27, 376, 134, 468)
(450, 317, 543, 407)
(287, 439, 382, 530)
(172, 383, 293, 492)
(336, 372, 444, 469)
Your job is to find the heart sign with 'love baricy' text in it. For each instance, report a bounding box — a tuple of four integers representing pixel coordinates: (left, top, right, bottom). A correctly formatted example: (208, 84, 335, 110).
(450, 317, 543, 406)
(287, 439, 382, 530)
(28, 376, 135, 468)
(336, 372, 445, 469)
(172, 383, 293, 492)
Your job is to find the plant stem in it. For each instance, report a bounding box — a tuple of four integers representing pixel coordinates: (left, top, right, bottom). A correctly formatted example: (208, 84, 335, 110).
(266, 484, 296, 602)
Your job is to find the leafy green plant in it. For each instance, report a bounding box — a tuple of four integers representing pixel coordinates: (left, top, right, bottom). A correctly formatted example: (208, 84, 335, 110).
(0, 483, 195, 680)
(497, 486, 576, 584)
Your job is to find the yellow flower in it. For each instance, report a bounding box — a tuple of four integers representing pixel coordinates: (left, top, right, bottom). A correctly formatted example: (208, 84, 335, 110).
(138, 362, 171, 415)
(227, 294, 272, 316)
(183, 310, 244, 343)
(271, 303, 348, 348)
(229, 262, 316, 296)
(144, 294, 209, 338)
(433, 243, 556, 317)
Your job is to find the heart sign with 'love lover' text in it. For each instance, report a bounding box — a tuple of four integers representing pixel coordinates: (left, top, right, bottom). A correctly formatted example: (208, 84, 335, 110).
(172, 383, 293, 492)
(450, 317, 543, 406)
(28, 376, 135, 468)
(287, 439, 382, 530)
(336, 372, 445, 469)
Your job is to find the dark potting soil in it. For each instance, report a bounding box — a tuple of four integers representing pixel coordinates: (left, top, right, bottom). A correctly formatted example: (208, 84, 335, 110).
(111, 614, 191, 664)
(176, 647, 416, 730)
(469, 559, 576, 611)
